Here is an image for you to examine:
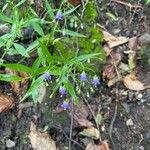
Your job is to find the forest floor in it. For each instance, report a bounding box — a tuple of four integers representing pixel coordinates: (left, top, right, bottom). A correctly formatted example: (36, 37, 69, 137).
(0, 0, 150, 150)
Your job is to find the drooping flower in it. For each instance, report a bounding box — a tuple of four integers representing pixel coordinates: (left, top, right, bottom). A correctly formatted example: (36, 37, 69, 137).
(92, 76, 100, 87)
(80, 72, 87, 82)
(59, 86, 67, 96)
(61, 101, 69, 110)
(43, 72, 51, 81)
(55, 11, 63, 20)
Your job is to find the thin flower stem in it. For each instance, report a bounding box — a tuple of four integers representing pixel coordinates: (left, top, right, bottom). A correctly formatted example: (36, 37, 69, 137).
(81, 92, 102, 142)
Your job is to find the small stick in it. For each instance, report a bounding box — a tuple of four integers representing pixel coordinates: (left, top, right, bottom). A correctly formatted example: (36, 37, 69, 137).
(69, 103, 74, 150)
(110, 0, 143, 9)
(55, 125, 85, 149)
(109, 102, 117, 150)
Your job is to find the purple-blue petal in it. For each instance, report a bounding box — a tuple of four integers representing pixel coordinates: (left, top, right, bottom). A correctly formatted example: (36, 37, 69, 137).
(92, 77, 100, 87)
(61, 101, 69, 110)
(59, 86, 67, 96)
(55, 11, 63, 20)
(44, 72, 51, 80)
(80, 72, 87, 81)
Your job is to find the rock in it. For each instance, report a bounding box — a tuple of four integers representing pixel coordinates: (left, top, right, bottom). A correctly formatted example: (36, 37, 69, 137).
(138, 33, 150, 46)
(126, 118, 134, 126)
(6, 139, 15, 148)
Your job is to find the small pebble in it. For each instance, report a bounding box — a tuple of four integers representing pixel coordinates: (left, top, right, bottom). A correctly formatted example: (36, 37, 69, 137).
(126, 118, 134, 126)
(136, 93, 143, 100)
(6, 139, 15, 148)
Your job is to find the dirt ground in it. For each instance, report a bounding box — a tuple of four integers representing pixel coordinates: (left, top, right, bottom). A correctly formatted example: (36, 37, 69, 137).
(0, 0, 150, 150)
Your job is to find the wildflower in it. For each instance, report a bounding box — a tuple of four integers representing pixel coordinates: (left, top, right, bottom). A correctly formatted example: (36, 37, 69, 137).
(80, 72, 87, 82)
(59, 86, 67, 97)
(43, 72, 51, 81)
(61, 101, 69, 110)
(92, 76, 100, 87)
(55, 11, 63, 21)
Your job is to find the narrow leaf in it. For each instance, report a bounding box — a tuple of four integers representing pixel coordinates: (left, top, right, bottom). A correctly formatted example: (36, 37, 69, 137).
(3, 64, 33, 74)
(0, 74, 22, 82)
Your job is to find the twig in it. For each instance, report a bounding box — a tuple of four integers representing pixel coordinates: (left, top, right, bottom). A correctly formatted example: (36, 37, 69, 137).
(69, 103, 74, 150)
(55, 125, 85, 149)
(110, 0, 143, 10)
(81, 92, 102, 142)
(109, 102, 118, 150)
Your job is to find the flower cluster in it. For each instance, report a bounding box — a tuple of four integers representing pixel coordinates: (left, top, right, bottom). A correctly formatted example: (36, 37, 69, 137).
(43, 71, 100, 111)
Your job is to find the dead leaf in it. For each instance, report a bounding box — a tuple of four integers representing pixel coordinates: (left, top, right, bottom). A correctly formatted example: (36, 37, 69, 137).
(123, 74, 145, 91)
(36, 84, 46, 103)
(104, 44, 112, 56)
(74, 116, 94, 127)
(128, 37, 138, 51)
(69, 0, 81, 5)
(102, 30, 128, 48)
(5, 68, 29, 95)
(86, 140, 110, 150)
(0, 95, 14, 112)
(29, 121, 57, 150)
(103, 64, 115, 80)
(79, 127, 100, 140)
(73, 101, 93, 127)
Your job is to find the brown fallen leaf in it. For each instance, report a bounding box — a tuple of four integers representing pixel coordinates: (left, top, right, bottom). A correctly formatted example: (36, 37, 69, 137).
(86, 140, 110, 150)
(69, 0, 81, 5)
(29, 121, 57, 150)
(102, 30, 128, 48)
(104, 44, 112, 56)
(5, 68, 29, 95)
(74, 116, 94, 127)
(128, 37, 138, 51)
(79, 127, 100, 140)
(103, 64, 115, 80)
(123, 74, 145, 91)
(73, 101, 93, 128)
(0, 95, 14, 113)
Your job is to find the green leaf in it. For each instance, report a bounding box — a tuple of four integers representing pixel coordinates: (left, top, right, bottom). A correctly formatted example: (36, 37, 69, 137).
(14, 43, 29, 57)
(14, 0, 26, 8)
(32, 57, 41, 73)
(44, 0, 55, 19)
(0, 37, 6, 46)
(56, 29, 86, 38)
(22, 18, 40, 27)
(0, 74, 22, 82)
(95, 113, 104, 125)
(106, 12, 118, 21)
(38, 40, 51, 63)
(0, 13, 12, 23)
(64, 81, 79, 105)
(21, 76, 44, 102)
(3, 64, 33, 74)
(32, 23, 44, 36)
(63, 6, 79, 16)
(26, 40, 39, 52)
(69, 53, 101, 65)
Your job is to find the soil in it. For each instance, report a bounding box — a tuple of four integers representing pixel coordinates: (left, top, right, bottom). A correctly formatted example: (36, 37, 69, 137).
(0, 0, 150, 150)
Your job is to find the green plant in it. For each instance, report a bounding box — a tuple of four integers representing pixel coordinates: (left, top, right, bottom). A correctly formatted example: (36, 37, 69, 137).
(0, 0, 105, 106)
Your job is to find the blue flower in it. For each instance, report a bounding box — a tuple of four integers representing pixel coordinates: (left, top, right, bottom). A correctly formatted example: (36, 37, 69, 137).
(80, 72, 87, 82)
(43, 72, 51, 81)
(61, 101, 69, 110)
(55, 11, 63, 21)
(59, 86, 67, 96)
(92, 76, 100, 87)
